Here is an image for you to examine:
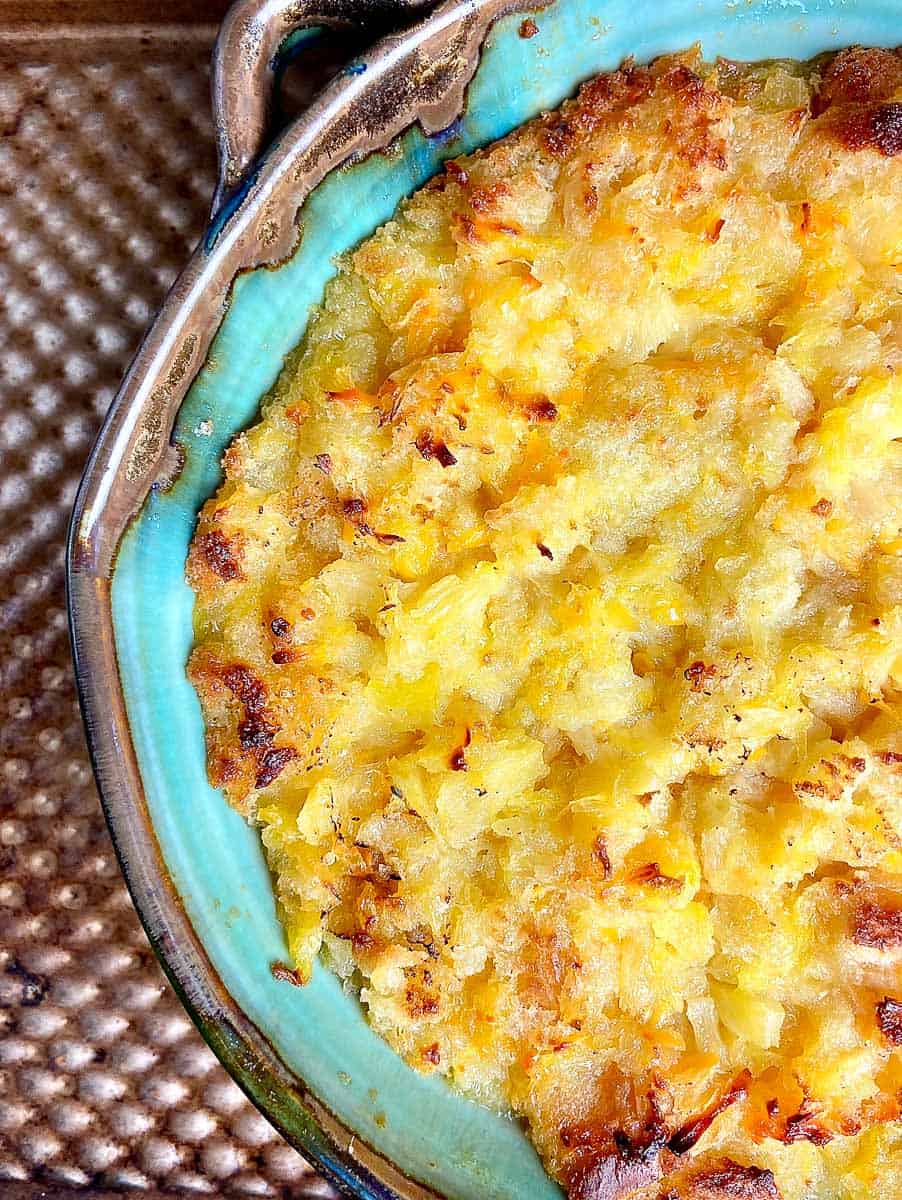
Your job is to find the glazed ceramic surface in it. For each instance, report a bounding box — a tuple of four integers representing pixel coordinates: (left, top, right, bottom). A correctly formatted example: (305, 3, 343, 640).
(69, 0, 901, 1196)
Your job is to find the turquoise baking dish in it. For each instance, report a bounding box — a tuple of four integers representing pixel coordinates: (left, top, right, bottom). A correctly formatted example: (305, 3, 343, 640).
(67, 0, 902, 1196)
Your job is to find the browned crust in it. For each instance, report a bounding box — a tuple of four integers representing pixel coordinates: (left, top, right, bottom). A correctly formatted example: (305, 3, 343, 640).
(195, 528, 244, 582)
(781, 1098, 833, 1147)
(668, 1159, 782, 1199)
(853, 900, 902, 951)
(826, 102, 902, 156)
(814, 46, 902, 113)
(876, 996, 902, 1045)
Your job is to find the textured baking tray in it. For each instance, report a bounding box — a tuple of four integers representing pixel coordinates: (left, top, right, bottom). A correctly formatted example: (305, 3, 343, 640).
(0, 3, 350, 1195)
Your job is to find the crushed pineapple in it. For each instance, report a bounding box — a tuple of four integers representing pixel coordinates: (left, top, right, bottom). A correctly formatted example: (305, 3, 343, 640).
(188, 45, 902, 1200)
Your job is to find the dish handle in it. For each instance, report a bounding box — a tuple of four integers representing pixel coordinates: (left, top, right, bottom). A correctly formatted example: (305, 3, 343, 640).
(212, 0, 438, 210)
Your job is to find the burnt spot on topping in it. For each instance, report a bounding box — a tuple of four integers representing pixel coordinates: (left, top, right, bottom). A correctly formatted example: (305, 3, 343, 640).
(452, 212, 483, 244)
(537, 543, 554, 560)
(314, 452, 332, 475)
(445, 160, 469, 187)
(828, 102, 902, 156)
(422, 1042, 441, 1065)
(630, 862, 683, 889)
(415, 431, 457, 467)
(212, 756, 239, 786)
(222, 665, 276, 752)
(879, 750, 902, 765)
(853, 900, 902, 951)
(271, 649, 298, 665)
(373, 531, 406, 545)
(198, 529, 243, 582)
(668, 1070, 750, 1155)
(567, 1146, 666, 1200)
(270, 615, 291, 638)
(300, 607, 316, 620)
(814, 47, 902, 113)
(405, 983, 440, 1018)
(342, 496, 369, 522)
(682, 1159, 782, 1199)
(255, 746, 297, 789)
(470, 181, 510, 214)
(525, 396, 558, 422)
(271, 960, 304, 986)
(706, 216, 726, 243)
(450, 728, 471, 772)
(593, 835, 612, 879)
(406, 924, 440, 959)
(781, 1099, 833, 1146)
(238, 714, 276, 750)
(562, 1085, 673, 1200)
(685, 660, 717, 694)
(876, 996, 902, 1045)
(519, 16, 538, 37)
(810, 497, 833, 517)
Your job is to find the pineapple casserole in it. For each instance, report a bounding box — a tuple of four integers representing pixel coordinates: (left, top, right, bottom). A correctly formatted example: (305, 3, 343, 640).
(188, 46, 902, 1200)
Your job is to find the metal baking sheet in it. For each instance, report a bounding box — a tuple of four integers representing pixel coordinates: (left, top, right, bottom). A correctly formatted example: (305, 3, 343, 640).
(0, 4, 345, 1195)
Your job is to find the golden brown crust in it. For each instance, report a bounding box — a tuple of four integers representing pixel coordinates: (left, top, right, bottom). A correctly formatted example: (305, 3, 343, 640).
(814, 46, 902, 112)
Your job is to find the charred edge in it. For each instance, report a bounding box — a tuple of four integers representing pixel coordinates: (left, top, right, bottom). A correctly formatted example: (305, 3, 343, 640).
(519, 17, 538, 37)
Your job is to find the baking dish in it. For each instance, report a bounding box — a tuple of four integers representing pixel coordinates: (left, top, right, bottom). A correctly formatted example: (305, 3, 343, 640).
(67, 1, 901, 1196)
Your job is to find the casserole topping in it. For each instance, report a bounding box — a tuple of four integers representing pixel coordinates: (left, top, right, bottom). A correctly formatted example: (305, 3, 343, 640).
(188, 47, 902, 1199)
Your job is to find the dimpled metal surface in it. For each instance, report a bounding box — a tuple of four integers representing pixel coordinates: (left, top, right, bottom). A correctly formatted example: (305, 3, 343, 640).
(0, 27, 334, 1200)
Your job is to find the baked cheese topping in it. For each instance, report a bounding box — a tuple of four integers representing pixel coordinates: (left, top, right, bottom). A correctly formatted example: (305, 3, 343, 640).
(188, 47, 902, 1200)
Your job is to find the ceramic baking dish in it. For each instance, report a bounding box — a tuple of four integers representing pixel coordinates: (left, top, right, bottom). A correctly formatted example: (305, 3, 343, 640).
(67, 1, 901, 1196)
